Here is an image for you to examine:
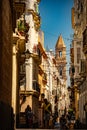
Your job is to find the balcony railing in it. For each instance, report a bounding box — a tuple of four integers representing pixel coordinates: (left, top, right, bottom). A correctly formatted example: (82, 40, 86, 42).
(21, 48, 42, 64)
(27, 9, 41, 31)
(80, 59, 86, 74)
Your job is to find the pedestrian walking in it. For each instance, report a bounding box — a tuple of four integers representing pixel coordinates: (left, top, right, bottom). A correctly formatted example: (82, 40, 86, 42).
(25, 105, 33, 128)
(74, 119, 82, 129)
(60, 114, 67, 129)
(49, 115, 53, 128)
(43, 98, 52, 129)
(53, 106, 58, 125)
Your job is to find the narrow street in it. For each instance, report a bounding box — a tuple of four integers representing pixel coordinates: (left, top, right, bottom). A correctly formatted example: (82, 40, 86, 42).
(0, 0, 87, 130)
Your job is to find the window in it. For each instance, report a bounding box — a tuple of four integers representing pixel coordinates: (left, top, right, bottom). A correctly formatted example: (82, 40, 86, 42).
(77, 48, 81, 64)
(77, 66, 79, 73)
(81, 60, 86, 73)
(59, 51, 62, 57)
(60, 68, 62, 76)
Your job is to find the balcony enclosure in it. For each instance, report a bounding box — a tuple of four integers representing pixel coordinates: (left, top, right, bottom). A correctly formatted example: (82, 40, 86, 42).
(83, 26, 87, 54)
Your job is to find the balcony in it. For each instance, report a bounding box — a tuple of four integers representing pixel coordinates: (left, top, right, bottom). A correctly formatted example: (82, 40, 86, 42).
(83, 26, 87, 54)
(33, 80, 40, 93)
(27, 9, 41, 31)
(79, 59, 86, 80)
(20, 80, 40, 96)
(37, 0, 41, 2)
(33, 48, 42, 65)
(42, 73, 47, 84)
(20, 77, 26, 91)
(21, 48, 42, 65)
(38, 42, 47, 59)
(14, 2, 25, 13)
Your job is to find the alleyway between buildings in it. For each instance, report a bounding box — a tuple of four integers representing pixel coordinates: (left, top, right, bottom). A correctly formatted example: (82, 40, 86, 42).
(1, 0, 87, 130)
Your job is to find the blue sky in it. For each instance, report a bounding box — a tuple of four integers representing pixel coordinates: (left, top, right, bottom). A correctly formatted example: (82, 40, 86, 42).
(39, 0, 74, 86)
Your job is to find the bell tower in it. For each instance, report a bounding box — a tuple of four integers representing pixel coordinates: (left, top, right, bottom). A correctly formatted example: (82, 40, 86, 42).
(55, 35, 67, 86)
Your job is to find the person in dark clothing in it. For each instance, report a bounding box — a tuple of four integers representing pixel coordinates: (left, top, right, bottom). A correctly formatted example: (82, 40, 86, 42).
(74, 119, 82, 129)
(53, 107, 58, 126)
(60, 114, 67, 129)
(43, 98, 52, 128)
(25, 105, 33, 128)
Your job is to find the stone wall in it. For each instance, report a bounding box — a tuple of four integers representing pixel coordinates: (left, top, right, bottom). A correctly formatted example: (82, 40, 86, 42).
(0, 0, 12, 105)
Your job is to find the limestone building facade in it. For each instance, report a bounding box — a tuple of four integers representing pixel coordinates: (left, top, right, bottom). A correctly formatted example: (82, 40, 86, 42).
(71, 0, 87, 124)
